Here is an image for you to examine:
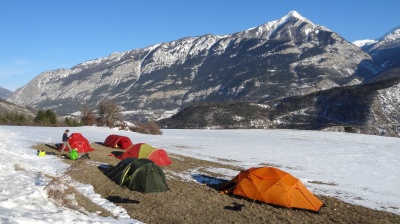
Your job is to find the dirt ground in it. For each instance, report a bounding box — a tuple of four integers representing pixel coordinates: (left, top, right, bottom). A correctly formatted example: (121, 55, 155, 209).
(33, 143, 400, 224)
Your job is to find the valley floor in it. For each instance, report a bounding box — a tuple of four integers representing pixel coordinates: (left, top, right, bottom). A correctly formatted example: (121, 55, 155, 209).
(36, 143, 400, 224)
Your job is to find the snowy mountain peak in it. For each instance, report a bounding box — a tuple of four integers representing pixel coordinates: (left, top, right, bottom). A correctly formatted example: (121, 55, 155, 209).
(285, 10, 307, 21)
(354, 26, 400, 48)
(230, 10, 322, 40)
(359, 25, 400, 56)
(353, 39, 377, 47)
(277, 10, 316, 28)
(379, 26, 400, 42)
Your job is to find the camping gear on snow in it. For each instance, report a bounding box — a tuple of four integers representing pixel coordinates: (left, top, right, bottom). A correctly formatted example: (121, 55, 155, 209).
(63, 151, 90, 160)
(103, 134, 132, 150)
(104, 158, 169, 193)
(80, 153, 90, 159)
(116, 143, 172, 166)
(220, 166, 323, 212)
(58, 133, 94, 153)
(68, 149, 79, 160)
(37, 150, 46, 157)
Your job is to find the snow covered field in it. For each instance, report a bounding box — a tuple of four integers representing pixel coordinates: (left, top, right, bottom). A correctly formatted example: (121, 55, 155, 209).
(0, 125, 399, 223)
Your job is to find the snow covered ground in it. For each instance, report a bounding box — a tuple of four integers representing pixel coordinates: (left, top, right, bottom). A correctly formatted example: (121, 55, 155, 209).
(0, 125, 399, 223)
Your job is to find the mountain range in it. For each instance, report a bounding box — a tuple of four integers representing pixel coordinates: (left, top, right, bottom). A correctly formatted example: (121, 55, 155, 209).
(4, 11, 400, 135)
(0, 87, 12, 99)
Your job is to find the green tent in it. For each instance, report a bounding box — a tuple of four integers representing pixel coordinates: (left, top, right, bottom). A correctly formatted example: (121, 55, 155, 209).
(104, 158, 136, 184)
(106, 158, 169, 193)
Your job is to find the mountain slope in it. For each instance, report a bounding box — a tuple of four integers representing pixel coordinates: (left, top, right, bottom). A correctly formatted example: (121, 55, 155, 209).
(356, 26, 400, 71)
(0, 86, 12, 99)
(0, 98, 36, 117)
(8, 11, 380, 121)
(159, 76, 400, 136)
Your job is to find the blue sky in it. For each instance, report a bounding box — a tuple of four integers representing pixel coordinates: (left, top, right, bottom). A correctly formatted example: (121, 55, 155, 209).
(1, 0, 399, 91)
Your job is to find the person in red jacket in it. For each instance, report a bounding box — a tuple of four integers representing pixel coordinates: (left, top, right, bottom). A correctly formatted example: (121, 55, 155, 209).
(60, 129, 72, 152)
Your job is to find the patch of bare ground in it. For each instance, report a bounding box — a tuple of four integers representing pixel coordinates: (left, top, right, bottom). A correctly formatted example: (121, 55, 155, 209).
(33, 143, 400, 224)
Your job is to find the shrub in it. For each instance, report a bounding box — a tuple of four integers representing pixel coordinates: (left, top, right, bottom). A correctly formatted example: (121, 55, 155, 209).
(130, 120, 162, 135)
(34, 109, 57, 126)
(344, 125, 357, 133)
(65, 117, 81, 127)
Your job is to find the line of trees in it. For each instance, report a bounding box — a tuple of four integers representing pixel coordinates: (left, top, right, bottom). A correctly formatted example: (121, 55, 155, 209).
(0, 112, 32, 125)
(77, 100, 123, 127)
(77, 100, 161, 135)
(34, 109, 57, 126)
(0, 100, 162, 135)
(0, 109, 56, 126)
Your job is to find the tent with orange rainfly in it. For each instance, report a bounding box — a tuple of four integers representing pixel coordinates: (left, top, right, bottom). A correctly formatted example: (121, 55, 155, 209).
(220, 166, 323, 212)
(116, 143, 172, 166)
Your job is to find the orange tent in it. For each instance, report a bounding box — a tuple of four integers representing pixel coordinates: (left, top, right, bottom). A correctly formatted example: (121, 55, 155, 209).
(221, 166, 323, 212)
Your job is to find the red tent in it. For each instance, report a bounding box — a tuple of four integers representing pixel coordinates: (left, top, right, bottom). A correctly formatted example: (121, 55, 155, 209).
(103, 134, 132, 150)
(117, 143, 172, 166)
(59, 133, 94, 153)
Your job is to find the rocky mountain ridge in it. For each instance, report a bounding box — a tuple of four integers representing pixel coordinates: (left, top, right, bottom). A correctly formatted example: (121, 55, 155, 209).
(355, 26, 400, 72)
(0, 98, 36, 117)
(8, 11, 382, 123)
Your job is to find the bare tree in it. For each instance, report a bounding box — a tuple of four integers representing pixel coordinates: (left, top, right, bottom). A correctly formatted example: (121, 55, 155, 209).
(97, 100, 122, 127)
(80, 104, 96, 126)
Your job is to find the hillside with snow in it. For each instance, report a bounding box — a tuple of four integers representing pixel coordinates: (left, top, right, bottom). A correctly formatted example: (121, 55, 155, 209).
(8, 11, 379, 121)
